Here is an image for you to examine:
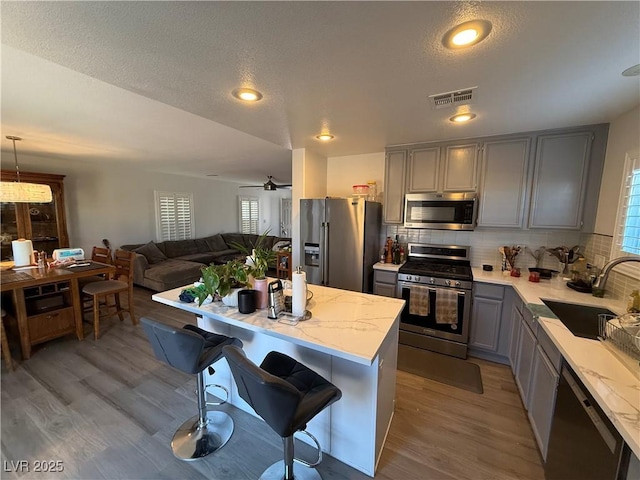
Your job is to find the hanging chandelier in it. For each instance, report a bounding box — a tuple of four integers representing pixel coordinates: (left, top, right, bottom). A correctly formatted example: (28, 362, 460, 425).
(0, 136, 52, 203)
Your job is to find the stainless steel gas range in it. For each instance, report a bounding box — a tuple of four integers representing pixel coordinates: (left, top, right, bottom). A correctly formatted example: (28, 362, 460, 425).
(396, 243, 473, 359)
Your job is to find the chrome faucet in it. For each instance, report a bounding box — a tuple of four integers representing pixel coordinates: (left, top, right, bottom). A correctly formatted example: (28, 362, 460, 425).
(592, 256, 640, 291)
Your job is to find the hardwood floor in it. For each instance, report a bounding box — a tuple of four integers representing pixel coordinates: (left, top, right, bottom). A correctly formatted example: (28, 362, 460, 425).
(1, 287, 544, 479)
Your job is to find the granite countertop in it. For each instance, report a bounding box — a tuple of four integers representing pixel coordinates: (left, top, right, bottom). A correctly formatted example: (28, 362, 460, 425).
(153, 283, 406, 367)
(473, 268, 640, 458)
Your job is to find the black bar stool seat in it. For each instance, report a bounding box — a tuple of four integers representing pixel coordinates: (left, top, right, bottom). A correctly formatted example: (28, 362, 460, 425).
(223, 345, 342, 480)
(141, 317, 242, 461)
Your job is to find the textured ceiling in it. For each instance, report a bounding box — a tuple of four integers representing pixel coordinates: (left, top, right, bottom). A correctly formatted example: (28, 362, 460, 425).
(1, 1, 639, 185)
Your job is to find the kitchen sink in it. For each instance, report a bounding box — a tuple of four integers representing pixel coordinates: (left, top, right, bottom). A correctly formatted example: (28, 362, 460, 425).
(541, 300, 617, 340)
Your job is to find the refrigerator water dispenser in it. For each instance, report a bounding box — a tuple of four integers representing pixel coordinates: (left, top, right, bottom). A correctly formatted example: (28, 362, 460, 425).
(304, 243, 320, 267)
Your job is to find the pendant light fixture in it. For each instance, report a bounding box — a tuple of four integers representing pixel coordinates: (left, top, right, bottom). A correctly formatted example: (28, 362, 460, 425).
(0, 136, 53, 203)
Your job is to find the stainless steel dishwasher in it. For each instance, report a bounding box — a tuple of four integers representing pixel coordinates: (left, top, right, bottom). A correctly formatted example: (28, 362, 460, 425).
(545, 362, 630, 479)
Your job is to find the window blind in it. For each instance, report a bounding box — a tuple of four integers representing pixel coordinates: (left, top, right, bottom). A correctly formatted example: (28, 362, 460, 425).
(239, 197, 259, 234)
(155, 191, 194, 242)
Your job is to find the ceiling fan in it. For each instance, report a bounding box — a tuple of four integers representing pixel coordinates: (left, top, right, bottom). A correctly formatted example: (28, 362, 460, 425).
(240, 175, 292, 191)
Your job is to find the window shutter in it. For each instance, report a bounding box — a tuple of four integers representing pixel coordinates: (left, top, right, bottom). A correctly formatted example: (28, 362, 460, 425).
(618, 156, 640, 255)
(239, 197, 259, 234)
(175, 194, 193, 240)
(155, 191, 194, 242)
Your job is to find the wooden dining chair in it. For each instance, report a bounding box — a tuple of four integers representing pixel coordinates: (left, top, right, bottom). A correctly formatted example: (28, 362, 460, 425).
(82, 249, 137, 340)
(1, 309, 14, 371)
(78, 246, 113, 291)
(91, 246, 113, 264)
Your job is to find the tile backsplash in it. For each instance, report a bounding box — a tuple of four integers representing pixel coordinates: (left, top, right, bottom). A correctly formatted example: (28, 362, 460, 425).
(580, 233, 640, 301)
(381, 226, 640, 301)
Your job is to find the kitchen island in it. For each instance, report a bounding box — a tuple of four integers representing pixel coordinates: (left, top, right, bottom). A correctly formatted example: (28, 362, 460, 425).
(152, 283, 405, 476)
(473, 269, 640, 461)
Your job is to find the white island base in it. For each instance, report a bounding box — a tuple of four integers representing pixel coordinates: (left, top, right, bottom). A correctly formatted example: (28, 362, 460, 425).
(152, 284, 405, 476)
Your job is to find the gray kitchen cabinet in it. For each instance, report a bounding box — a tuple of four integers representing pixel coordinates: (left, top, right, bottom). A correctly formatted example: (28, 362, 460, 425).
(408, 147, 440, 192)
(528, 338, 560, 461)
(442, 143, 479, 192)
(408, 142, 477, 193)
(373, 269, 398, 298)
(515, 317, 537, 408)
(477, 137, 531, 228)
(508, 296, 524, 374)
(384, 124, 607, 230)
(470, 296, 502, 350)
(470, 283, 503, 351)
(469, 283, 512, 365)
(528, 131, 593, 229)
(383, 150, 407, 224)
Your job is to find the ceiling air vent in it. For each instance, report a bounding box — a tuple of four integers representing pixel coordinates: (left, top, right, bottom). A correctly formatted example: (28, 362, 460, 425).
(429, 86, 477, 109)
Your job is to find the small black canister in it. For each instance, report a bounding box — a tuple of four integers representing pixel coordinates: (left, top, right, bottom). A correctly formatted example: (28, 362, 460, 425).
(237, 289, 257, 314)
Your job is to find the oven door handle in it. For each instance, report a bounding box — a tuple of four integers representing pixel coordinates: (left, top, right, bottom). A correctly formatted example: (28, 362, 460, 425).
(432, 288, 466, 296)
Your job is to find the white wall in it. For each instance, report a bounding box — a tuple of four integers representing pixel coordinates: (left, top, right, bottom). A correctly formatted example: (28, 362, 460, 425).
(291, 148, 328, 266)
(327, 152, 385, 198)
(594, 105, 640, 235)
(0, 153, 287, 256)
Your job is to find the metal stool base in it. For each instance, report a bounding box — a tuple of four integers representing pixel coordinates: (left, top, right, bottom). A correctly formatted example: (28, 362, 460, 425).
(171, 410, 234, 461)
(259, 461, 322, 480)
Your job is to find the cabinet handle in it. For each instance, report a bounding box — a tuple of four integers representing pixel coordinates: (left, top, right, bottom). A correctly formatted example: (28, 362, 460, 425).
(46, 313, 59, 319)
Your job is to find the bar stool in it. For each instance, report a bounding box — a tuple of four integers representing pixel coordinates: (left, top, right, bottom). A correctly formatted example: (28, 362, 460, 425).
(141, 316, 242, 460)
(223, 345, 342, 480)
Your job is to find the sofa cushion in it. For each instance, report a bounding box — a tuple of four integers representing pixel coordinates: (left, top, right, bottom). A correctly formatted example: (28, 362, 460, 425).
(134, 241, 167, 265)
(195, 238, 209, 253)
(212, 250, 245, 264)
(164, 240, 198, 258)
(144, 259, 204, 284)
(262, 235, 278, 250)
(221, 233, 248, 250)
(204, 234, 229, 252)
(243, 234, 260, 249)
(177, 253, 217, 264)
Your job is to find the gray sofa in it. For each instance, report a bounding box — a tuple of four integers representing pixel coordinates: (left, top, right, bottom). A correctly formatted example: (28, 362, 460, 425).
(121, 233, 291, 292)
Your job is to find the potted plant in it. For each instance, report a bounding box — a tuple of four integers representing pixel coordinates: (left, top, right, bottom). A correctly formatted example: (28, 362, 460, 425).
(231, 231, 277, 308)
(192, 259, 250, 306)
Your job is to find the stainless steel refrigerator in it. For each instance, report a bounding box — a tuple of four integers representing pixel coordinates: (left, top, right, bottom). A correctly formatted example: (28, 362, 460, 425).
(300, 197, 382, 293)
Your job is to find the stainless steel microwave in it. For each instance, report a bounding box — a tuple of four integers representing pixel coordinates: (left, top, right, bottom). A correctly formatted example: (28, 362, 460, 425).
(404, 192, 478, 230)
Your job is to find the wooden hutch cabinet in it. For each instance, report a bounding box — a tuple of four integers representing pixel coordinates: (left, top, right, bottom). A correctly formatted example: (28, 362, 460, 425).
(0, 170, 69, 261)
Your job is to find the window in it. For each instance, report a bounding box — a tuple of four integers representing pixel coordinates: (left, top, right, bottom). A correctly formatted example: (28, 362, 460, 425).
(239, 196, 259, 234)
(611, 150, 640, 276)
(154, 191, 194, 242)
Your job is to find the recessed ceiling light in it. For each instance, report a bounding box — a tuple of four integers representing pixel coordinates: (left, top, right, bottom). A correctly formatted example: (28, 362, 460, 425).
(449, 113, 477, 123)
(232, 88, 263, 102)
(316, 133, 335, 141)
(442, 20, 492, 49)
(622, 64, 640, 77)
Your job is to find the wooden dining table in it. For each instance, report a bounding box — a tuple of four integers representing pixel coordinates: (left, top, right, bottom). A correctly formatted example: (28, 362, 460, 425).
(0, 261, 115, 359)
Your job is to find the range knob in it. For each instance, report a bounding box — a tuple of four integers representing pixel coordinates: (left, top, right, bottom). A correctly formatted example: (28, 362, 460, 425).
(429, 277, 435, 284)
(454, 281, 461, 287)
(445, 280, 452, 286)
(406, 275, 412, 281)
(414, 276, 421, 282)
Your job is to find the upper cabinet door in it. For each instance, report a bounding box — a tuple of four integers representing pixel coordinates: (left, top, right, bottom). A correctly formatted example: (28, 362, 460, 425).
(383, 150, 407, 224)
(477, 138, 531, 228)
(443, 143, 479, 192)
(0, 170, 69, 261)
(408, 147, 440, 192)
(528, 132, 592, 229)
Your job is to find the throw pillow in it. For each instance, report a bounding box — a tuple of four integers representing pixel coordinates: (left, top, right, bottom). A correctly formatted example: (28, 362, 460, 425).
(204, 234, 228, 252)
(134, 241, 167, 264)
